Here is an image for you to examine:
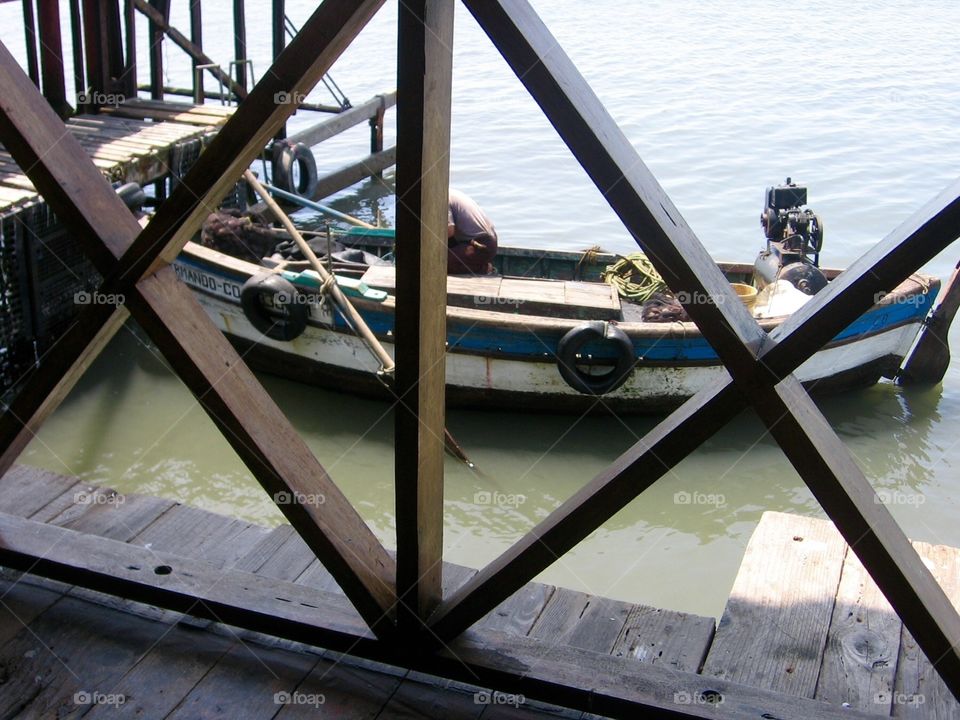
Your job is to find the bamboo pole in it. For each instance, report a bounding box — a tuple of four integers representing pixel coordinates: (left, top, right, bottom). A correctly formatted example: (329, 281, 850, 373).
(243, 170, 394, 373)
(244, 169, 474, 468)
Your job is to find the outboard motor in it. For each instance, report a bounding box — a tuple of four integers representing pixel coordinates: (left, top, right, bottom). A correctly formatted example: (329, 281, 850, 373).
(753, 178, 828, 295)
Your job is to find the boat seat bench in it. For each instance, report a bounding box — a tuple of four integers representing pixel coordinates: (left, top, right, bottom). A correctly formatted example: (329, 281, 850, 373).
(360, 264, 622, 320)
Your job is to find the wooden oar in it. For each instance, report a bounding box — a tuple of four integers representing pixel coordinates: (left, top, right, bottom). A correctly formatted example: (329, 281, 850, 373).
(898, 260, 960, 385)
(243, 170, 474, 468)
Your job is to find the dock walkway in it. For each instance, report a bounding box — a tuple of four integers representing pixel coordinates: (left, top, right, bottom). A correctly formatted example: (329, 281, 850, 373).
(0, 99, 232, 214)
(0, 465, 956, 718)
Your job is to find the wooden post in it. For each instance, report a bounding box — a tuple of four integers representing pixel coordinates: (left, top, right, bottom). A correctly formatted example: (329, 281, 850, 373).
(394, 0, 454, 631)
(189, 0, 203, 103)
(369, 96, 385, 178)
(37, 0, 70, 117)
(132, 0, 247, 103)
(233, 0, 248, 92)
(273, 0, 286, 138)
(123, 0, 137, 98)
(22, 0, 40, 87)
(147, 0, 168, 99)
(69, 0, 85, 104)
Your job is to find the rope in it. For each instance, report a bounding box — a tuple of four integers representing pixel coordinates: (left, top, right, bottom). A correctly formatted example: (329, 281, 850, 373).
(602, 252, 668, 303)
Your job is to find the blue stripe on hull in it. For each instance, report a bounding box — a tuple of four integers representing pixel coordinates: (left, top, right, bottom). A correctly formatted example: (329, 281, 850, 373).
(176, 254, 936, 363)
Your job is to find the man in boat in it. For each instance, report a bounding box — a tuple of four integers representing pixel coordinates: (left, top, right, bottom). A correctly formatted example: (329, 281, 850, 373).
(447, 189, 498, 274)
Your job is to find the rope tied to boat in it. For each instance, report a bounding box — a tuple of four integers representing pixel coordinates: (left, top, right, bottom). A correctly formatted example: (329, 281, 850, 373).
(602, 252, 668, 303)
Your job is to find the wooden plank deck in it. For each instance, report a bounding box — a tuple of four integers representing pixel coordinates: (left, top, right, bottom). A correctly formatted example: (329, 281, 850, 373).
(361, 264, 621, 320)
(0, 466, 711, 719)
(0, 99, 232, 216)
(0, 467, 956, 718)
(702, 511, 960, 718)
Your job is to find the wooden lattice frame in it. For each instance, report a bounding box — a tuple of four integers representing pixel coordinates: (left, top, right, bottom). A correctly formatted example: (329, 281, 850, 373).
(0, 0, 957, 709)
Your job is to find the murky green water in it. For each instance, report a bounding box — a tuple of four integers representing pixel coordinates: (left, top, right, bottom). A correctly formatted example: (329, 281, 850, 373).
(9, 0, 960, 619)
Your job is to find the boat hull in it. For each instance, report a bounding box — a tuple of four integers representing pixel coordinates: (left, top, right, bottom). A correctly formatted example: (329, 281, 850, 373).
(174, 244, 936, 414)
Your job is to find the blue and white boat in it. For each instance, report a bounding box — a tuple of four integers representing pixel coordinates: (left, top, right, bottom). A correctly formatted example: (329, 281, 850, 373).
(173, 225, 939, 414)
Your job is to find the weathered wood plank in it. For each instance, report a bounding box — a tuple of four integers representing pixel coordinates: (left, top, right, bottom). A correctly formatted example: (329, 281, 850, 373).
(287, 92, 397, 148)
(893, 541, 960, 719)
(82, 624, 234, 719)
(394, 0, 454, 628)
(234, 523, 299, 573)
(379, 674, 485, 719)
(0, 572, 63, 648)
(477, 581, 554, 637)
(528, 588, 629, 654)
(164, 642, 317, 720)
(0, 465, 76, 517)
(48, 488, 176, 542)
(815, 546, 902, 713)
(256, 528, 319, 582)
(274, 655, 403, 719)
(0, 511, 883, 720)
(0, 594, 170, 718)
(701, 511, 847, 697)
(28, 479, 92, 522)
(611, 604, 715, 674)
(753, 378, 960, 699)
(130, 502, 265, 567)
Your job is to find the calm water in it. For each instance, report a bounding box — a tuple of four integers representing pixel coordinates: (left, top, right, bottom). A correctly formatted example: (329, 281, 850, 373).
(6, 1, 960, 619)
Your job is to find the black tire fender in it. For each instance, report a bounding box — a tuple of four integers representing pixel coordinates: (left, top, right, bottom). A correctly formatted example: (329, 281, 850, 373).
(240, 273, 308, 341)
(556, 321, 635, 395)
(271, 142, 318, 199)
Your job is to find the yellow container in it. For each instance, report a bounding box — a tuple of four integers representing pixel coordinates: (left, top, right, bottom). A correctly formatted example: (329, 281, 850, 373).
(730, 282, 758, 309)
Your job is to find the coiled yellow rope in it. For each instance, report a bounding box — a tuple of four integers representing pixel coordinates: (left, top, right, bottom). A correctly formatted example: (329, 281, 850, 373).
(602, 252, 667, 303)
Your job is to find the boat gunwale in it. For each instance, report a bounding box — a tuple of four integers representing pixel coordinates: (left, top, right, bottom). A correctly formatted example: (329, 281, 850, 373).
(179, 240, 939, 339)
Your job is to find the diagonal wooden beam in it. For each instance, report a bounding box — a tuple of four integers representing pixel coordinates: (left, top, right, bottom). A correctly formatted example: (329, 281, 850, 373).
(461, 0, 768, 383)
(0, 0, 399, 635)
(0, 303, 129, 478)
(753, 375, 960, 694)
(429, 378, 744, 640)
(394, 0, 454, 630)
(432, 179, 960, 691)
(762, 178, 960, 377)
(131, 266, 397, 633)
(433, 4, 960, 686)
(112, 0, 386, 286)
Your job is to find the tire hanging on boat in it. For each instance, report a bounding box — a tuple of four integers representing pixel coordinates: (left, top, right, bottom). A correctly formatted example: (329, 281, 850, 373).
(271, 142, 318, 200)
(556, 321, 635, 395)
(240, 273, 308, 341)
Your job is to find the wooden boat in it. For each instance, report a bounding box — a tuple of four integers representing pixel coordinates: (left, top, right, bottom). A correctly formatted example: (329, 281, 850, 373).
(173, 226, 940, 414)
